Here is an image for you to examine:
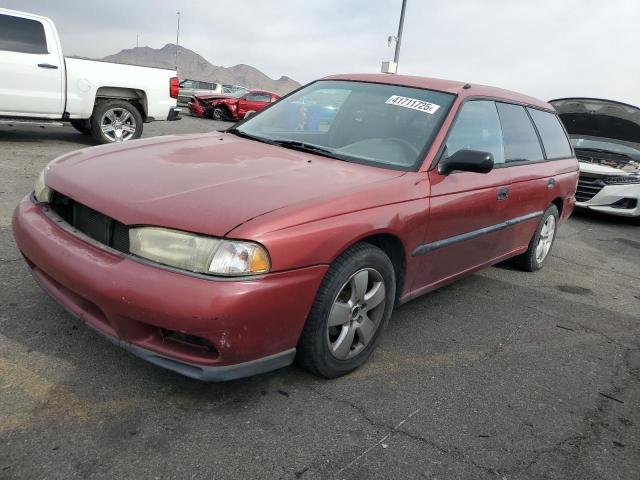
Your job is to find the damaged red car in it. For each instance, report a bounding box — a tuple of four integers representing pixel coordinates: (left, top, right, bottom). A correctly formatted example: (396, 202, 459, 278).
(205, 90, 279, 120)
(13, 74, 578, 381)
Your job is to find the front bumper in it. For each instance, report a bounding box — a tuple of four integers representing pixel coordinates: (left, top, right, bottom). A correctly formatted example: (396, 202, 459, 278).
(576, 182, 640, 217)
(167, 107, 182, 121)
(12, 196, 327, 381)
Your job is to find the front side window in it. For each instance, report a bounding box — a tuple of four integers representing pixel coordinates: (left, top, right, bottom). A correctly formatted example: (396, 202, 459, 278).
(235, 80, 455, 170)
(496, 103, 544, 162)
(527, 108, 573, 159)
(0, 14, 48, 54)
(445, 100, 505, 165)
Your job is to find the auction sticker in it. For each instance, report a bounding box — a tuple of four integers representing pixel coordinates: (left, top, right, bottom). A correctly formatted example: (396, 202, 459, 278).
(385, 95, 440, 114)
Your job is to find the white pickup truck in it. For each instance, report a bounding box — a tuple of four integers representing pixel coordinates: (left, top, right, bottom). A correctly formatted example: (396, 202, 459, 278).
(0, 8, 181, 143)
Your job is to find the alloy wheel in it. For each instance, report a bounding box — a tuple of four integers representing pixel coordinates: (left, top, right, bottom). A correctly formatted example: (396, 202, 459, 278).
(326, 268, 387, 360)
(535, 214, 556, 263)
(100, 108, 137, 143)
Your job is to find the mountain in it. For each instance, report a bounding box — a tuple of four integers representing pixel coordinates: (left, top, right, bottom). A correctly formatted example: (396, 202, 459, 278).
(101, 44, 301, 95)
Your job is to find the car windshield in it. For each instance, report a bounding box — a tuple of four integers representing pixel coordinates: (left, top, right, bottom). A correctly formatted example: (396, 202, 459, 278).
(571, 136, 640, 160)
(234, 80, 455, 170)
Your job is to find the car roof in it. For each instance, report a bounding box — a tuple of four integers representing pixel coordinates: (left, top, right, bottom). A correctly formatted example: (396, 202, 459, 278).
(322, 73, 552, 111)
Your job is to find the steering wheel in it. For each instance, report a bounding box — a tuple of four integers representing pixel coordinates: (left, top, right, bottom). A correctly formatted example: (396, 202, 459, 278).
(387, 137, 421, 158)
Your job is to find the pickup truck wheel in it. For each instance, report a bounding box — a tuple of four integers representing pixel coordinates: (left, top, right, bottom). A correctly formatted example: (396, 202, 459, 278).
(70, 120, 91, 135)
(296, 243, 396, 378)
(91, 100, 143, 144)
(513, 204, 559, 272)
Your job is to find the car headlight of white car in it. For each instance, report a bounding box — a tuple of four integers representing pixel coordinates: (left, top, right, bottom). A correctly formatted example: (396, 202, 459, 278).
(34, 167, 53, 203)
(603, 175, 640, 185)
(129, 227, 270, 276)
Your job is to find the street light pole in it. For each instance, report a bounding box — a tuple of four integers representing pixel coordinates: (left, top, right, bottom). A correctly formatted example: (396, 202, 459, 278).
(381, 0, 408, 74)
(175, 11, 181, 71)
(393, 0, 407, 66)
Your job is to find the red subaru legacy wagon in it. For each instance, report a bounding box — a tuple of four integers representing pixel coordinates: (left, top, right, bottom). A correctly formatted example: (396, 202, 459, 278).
(13, 74, 578, 381)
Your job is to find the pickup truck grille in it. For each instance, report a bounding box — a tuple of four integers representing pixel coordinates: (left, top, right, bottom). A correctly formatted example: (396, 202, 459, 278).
(575, 175, 605, 202)
(50, 192, 129, 253)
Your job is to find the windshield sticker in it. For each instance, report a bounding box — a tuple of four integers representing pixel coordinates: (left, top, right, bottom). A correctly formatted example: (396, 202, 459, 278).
(385, 95, 440, 114)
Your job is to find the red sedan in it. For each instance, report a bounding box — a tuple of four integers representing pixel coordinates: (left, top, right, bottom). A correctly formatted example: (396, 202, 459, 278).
(13, 74, 578, 381)
(205, 90, 280, 120)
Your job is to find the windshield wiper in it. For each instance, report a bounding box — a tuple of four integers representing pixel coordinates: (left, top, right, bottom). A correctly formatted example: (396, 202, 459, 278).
(226, 128, 277, 145)
(270, 140, 343, 160)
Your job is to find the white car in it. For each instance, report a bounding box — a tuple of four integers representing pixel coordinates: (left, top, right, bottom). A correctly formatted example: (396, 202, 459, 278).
(551, 98, 640, 220)
(0, 8, 181, 143)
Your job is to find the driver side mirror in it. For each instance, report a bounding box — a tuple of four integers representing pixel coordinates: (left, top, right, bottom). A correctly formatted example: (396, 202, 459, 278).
(438, 149, 494, 175)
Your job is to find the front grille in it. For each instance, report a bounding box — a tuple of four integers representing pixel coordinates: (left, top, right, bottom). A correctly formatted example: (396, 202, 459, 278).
(575, 175, 605, 202)
(50, 191, 129, 253)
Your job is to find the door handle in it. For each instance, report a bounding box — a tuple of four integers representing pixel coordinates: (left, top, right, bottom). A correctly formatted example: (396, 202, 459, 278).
(497, 187, 509, 201)
(547, 178, 556, 189)
(37, 63, 58, 69)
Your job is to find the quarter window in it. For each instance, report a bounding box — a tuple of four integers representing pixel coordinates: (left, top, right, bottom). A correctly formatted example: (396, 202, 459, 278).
(527, 108, 573, 159)
(445, 100, 505, 165)
(496, 103, 544, 162)
(0, 14, 48, 54)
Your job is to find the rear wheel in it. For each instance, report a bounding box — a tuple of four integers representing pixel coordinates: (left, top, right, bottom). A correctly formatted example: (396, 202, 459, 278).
(91, 100, 143, 144)
(513, 204, 559, 272)
(70, 119, 91, 135)
(296, 243, 396, 378)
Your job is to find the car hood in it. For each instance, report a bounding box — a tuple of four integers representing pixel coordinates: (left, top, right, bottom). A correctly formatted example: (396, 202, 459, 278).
(45, 133, 406, 237)
(550, 98, 640, 144)
(550, 98, 640, 173)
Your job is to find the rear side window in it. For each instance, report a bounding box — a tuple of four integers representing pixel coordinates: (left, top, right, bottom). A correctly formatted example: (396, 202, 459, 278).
(246, 93, 272, 102)
(496, 103, 544, 162)
(527, 108, 573, 159)
(445, 100, 505, 165)
(0, 14, 48, 54)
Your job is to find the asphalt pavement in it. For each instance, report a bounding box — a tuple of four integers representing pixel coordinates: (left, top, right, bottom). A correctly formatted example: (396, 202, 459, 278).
(1, 116, 638, 479)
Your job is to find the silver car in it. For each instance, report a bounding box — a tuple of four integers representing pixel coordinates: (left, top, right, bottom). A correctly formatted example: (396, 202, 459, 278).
(178, 79, 222, 106)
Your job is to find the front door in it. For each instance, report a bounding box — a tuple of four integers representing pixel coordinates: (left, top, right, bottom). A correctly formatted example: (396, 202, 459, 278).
(0, 12, 64, 117)
(237, 92, 271, 118)
(412, 100, 511, 292)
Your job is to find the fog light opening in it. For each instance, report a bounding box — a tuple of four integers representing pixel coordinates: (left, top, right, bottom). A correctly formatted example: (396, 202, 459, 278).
(160, 329, 219, 357)
(610, 198, 638, 209)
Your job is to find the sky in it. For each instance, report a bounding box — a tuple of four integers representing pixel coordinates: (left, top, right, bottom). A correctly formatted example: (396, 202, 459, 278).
(2, 0, 639, 105)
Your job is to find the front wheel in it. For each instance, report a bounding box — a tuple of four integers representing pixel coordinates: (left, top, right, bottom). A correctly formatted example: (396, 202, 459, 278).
(513, 204, 559, 272)
(296, 243, 396, 378)
(210, 106, 227, 121)
(91, 100, 143, 144)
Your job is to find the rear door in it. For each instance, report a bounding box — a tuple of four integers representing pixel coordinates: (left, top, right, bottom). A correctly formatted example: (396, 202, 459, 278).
(496, 103, 575, 253)
(0, 12, 64, 117)
(414, 100, 512, 290)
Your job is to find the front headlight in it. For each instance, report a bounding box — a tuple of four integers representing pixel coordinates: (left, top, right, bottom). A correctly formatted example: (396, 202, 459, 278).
(603, 175, 640, 185)
(34, 167, 52, 203)
(129, 227, 270, 276)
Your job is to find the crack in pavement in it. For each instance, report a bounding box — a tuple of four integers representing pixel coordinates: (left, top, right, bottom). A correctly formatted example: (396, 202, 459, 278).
(306, 387, 500, 478)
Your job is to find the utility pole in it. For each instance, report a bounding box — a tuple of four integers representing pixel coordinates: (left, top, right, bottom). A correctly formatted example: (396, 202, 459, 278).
(175, 11, 181, 71)
(136, 34, 139, 48)
(381, 0, 408, 74)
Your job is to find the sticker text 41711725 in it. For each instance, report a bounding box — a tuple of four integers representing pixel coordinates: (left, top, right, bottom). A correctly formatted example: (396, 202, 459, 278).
(385, 95, 441, 114)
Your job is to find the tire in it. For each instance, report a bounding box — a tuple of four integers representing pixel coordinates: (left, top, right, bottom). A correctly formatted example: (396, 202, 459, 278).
(296, 243, 396, 378)
(70, 119, 91, 135)
(90, 100, 143, 144)
(513, 204, 559, 272)
(211, 106, 227, 121)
